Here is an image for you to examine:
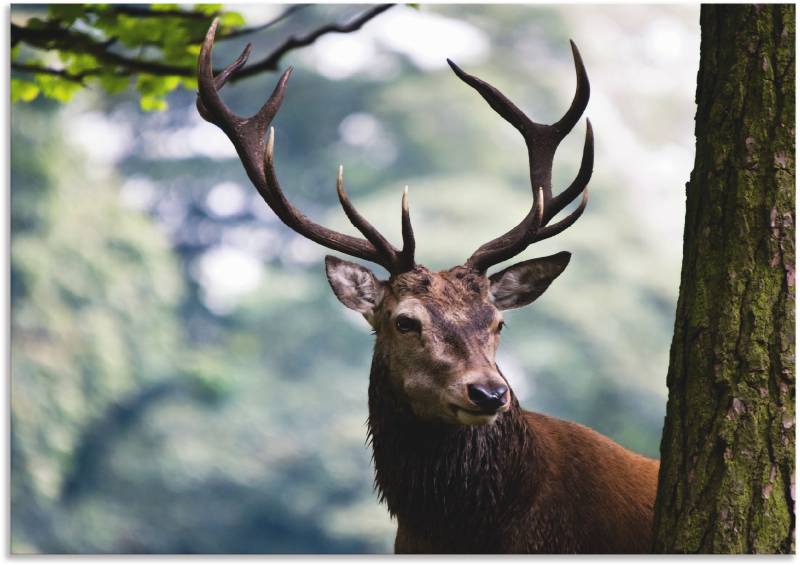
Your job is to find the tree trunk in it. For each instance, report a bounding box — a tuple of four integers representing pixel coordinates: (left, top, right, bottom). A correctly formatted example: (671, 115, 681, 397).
(652, 4, 795, 554)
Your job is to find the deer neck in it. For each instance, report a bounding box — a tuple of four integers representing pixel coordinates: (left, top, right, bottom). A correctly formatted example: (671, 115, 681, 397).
(366, 353, 539, 547)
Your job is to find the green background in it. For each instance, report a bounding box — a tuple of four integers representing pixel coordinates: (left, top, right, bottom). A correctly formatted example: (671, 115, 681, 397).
(11, 4, 699, 553)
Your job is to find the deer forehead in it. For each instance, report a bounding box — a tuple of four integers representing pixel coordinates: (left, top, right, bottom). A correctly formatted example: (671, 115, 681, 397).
(387, 268, 497, 322)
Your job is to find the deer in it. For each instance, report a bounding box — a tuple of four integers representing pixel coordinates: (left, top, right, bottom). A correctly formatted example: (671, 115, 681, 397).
(196, 19, 659, 554)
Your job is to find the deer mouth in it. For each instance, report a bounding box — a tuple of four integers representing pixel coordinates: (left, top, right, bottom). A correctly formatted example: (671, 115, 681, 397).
(449, 404, 502, 426)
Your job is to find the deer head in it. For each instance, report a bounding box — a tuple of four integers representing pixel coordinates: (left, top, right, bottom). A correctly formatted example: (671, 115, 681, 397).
(197, 19, 592, 427)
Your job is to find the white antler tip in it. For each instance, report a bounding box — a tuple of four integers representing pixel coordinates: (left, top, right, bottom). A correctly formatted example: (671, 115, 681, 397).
(336, 165, 345, 196)
(265, 127, 275, 163)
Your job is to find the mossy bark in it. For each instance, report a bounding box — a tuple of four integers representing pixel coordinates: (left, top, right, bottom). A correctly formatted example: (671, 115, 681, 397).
(652, 5, 795, 554)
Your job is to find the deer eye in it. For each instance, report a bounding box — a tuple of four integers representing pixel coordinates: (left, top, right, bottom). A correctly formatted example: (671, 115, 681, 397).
(395, 315, 421, 334)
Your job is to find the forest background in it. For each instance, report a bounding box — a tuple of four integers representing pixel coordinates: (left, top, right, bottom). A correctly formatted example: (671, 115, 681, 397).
(11, 3, 699, 553)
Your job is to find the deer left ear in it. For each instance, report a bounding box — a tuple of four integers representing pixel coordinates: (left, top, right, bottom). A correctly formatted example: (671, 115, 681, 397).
(325, 255, 384, 326)
(489, 251, 571, 311)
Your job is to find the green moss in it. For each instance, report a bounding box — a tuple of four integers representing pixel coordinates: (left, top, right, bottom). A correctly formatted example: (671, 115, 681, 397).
(653, 5, 795, 554)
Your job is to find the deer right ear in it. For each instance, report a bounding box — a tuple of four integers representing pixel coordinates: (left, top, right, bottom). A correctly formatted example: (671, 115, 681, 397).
(489, 251, 571, 310)
(325, 255, 384, 325)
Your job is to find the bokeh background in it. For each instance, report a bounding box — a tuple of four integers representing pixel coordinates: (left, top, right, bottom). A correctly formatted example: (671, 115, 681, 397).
(11, 3, 700, 554)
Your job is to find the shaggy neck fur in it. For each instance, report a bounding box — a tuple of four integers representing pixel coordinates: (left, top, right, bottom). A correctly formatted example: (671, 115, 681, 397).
(367, 354, 540, 552)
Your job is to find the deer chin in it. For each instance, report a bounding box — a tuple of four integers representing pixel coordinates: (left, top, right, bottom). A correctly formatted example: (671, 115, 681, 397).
(450, 404, 502, 427)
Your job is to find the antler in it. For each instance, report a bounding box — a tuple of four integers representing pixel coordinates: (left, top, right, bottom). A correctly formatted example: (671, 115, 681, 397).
(448, 41, 594, 274)
(196, 19, 415, 275)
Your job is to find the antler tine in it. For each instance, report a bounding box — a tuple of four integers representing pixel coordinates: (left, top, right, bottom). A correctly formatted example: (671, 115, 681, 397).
(532, 188, 589, 243)
(543, 119, 594, 224)
(447, 58, 533, 134)
(197, 20, 414, 275)
(197, 19, 239, 124)
(455, 41, 593, 274)
(465, 187, 545, 273)
(197, 17, 292, 180)
(551, 40, 591, 140)
(336, 165, 399, 264)
(196, 40, 251, 123)
(261, 129, 408, 274)
(399, 186, 416, 271)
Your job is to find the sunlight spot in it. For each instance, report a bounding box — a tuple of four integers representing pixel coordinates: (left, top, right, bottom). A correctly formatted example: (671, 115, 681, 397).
(306, 6, 488, 76)
(285, 236, 325, 265)
(339, 113, 381, 146)
(119, 176, 157, 211)
(192, 245, 263, 315)
(644, 17, 687, 64)
(310, 34, 376, 80)
(371, 8, 489, 70)
(206, 182, 247, 218)
(67, 111, 133, 164)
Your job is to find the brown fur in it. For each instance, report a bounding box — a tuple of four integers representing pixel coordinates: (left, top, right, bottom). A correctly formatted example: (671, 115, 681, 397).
(364, 266, 659, 554)
(369, 362, 659, 553)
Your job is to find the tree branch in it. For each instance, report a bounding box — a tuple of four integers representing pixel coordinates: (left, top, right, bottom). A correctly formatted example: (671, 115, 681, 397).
(232, 4, 394, 81)
(11, 4, 395, 88)
(103, 5, 221, 20)
(12, 22, 195, 77)
(219, 4, 310, 41)
(11, 62, 92, 83)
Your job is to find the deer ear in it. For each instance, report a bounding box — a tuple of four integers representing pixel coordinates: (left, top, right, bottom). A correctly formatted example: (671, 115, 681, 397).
(489, 252, 571, 311)
(325, 255, 384, 324)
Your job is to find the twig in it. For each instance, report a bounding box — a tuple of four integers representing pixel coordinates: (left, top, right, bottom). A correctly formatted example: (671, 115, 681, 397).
(12, 23, 194, 77)
(105, 5, 221, 20)
(231, 4, 394, 81)
(11, 62, 91, 83)
(11, 4, 395, 85)
(220, 4, 310, 41)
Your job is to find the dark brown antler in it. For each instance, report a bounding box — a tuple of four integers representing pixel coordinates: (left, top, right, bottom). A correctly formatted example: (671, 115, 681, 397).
(448, 41, 594, 274)
(196, 18, 415, 275)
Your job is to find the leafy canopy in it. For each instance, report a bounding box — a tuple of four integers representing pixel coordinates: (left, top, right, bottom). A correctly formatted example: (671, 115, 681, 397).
(11, 4, 245, 110)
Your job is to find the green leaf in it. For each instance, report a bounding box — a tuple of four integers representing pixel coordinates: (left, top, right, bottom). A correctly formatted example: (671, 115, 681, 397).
(26, 17, 45, 29)
(64, 53, 99, 74)
(136, 74, 181, 97)
(12, 4, 254, 106)
(47, 4, 87, 25)
(195, 4, 222, 15)
(11, 79, 40, 103)
(98, 73, 130, 95)
(220, 11, 245, 28)
(140, 94, 167, 112)
(180, 76, 198, 91)
(34, 74, 81, 102)
(151, 4, 180, 11)
(114, 14, 168, 47)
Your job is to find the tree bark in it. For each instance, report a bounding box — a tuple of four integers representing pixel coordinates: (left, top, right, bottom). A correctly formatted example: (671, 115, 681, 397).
(652, 4, 795, 553)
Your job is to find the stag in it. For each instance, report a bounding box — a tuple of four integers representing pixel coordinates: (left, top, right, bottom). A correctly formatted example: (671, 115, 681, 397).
(197, 19, 659, 554)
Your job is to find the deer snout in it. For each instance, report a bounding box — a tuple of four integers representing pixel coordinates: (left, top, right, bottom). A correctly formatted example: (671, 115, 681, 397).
(467, 381, 509, 412)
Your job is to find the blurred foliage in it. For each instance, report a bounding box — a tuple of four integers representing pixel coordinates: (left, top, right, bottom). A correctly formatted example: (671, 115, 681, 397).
(11, 98, 232, 552)
(10, 3, 695, 554)
(10, 3, 389, 111)
(11, 4, 235, 109)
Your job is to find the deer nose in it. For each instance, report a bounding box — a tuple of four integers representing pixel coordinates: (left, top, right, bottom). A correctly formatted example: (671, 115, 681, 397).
(467, 383, 509, 411)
